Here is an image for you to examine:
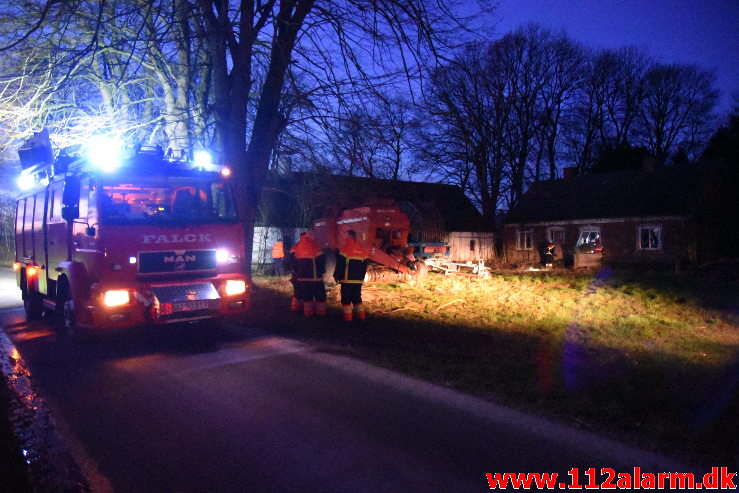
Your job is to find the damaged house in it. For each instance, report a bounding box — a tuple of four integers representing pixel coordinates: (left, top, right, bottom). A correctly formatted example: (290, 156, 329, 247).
(503, 163, 723, 269)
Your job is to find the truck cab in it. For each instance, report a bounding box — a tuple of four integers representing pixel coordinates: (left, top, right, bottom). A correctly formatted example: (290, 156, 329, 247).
(14, 146, 249, 339)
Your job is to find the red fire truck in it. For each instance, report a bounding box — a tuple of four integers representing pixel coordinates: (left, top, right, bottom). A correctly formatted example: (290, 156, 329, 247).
(14, 138, 249, 340)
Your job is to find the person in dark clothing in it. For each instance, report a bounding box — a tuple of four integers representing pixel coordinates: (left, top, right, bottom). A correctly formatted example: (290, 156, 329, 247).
(334, 229, 369, 321)
(544, 243, 556, 269)
(289, 231, 326, 316)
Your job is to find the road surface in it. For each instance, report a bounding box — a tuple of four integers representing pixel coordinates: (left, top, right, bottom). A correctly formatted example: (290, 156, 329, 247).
(0, 269, 694, 492)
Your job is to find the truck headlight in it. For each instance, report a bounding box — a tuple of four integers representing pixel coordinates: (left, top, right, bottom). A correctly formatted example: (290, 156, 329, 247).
(103, 290, 130, 307)
(216, 249, 238, 264)
(224, 280, 246, 296)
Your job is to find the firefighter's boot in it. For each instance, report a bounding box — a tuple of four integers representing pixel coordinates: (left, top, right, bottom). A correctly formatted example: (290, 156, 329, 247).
(342, 304, 353, 322)
(355, 303, 366, 321)
(315, 301, 327, 316)
(290, 297, 302, 312)
(303, 301, 315, 317)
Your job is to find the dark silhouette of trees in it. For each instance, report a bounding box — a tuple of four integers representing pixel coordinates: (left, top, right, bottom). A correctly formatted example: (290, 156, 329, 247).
(422, 41, 504, 229)
(421, 25, 720, 223)
(702, 101, 739, 164)
(639, 63, 719, 166)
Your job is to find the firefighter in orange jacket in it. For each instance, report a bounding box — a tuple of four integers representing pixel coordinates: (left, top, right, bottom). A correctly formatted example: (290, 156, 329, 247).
(334, 229, 369, 321)
(289, 231, 326, 316)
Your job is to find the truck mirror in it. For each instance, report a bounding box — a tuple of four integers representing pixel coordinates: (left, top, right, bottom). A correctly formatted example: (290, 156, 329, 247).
(62, 176, 81, 206)
(61, 205, 79, 221)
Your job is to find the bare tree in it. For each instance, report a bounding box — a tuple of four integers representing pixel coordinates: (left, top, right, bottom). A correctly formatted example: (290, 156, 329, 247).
(638, 63, 718, 165)
(0, 0, 209, 153)
(3, 0, 470, 276)
(422, 42, 499, 228)
(187, 0, 473, 274)
(536, 32, 585, 180)
(594, 47, 650, 151)
(375, 95, 419, 180)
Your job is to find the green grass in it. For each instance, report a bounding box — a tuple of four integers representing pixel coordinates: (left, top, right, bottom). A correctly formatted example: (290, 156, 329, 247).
(247, 269, 739, 465)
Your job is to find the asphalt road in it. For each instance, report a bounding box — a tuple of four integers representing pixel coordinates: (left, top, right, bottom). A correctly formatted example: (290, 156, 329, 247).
(0, 269, 697, 493)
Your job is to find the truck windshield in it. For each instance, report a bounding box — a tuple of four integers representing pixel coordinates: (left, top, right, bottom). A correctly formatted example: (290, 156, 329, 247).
(100, 176, 238, 225)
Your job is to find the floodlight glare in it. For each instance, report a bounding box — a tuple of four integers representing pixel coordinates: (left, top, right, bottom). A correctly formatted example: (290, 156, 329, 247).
(86, 136, 123, 172)
(194, 151, 212, 167)
(16, 173, 35, 191)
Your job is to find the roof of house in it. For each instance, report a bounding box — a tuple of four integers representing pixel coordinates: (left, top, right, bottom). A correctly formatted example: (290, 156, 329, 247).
(506, 164, 700, 224)
(259, 172, 485, 231)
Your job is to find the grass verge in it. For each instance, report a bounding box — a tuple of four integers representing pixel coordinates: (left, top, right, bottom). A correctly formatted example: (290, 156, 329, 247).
(247, 268, 739, 465)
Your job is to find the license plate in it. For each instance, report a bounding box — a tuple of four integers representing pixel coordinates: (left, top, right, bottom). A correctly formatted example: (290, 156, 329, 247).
(172, 300, 210, 312)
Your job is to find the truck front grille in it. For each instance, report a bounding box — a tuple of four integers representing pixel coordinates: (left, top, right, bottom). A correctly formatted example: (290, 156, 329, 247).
(139, 250, 217, 274)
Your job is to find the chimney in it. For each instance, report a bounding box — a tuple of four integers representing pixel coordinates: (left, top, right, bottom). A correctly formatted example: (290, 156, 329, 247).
(562, 167, 578, 181)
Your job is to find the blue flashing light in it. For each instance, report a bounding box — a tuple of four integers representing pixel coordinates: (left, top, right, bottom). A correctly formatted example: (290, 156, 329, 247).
(86, 136, 123, 172)
(194, 151, 212, 168)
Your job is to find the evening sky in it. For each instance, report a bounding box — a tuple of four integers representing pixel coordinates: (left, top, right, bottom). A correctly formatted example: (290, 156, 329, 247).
(490, 0, 738, 112)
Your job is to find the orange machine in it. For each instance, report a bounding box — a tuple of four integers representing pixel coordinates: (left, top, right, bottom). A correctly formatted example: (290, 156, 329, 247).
(313, 205, 421, 281)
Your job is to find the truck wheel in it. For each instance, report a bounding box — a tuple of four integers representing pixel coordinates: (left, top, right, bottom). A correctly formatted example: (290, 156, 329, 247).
(23, 289, 43, 320)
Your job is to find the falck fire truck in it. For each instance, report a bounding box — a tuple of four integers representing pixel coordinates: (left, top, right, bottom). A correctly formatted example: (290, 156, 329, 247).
(13, 134, 249, 340)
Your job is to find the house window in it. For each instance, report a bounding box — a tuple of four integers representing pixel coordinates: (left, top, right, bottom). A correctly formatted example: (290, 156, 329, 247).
(516, 230, 533, 250)
(547, 227, 565, 245)
(638, 226, 661, 250)
(576, 228, 602, 253)
(469, 239, 476, 252)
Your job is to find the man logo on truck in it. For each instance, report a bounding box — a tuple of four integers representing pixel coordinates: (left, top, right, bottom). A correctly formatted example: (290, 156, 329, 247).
(163, 253, 196, 271)
(163, 255, 197, 263)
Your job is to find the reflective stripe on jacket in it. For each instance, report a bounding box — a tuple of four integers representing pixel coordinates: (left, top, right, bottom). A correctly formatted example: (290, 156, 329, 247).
(290, 238, 325, 281)
(335, 239, 368, 284)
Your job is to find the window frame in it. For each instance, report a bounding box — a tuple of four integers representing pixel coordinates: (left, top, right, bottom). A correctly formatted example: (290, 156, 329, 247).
(516, 229, 533, 250)
(637, 225, 662, 251)
(576, 226, 602, 253)
(546, 226, 565, 245)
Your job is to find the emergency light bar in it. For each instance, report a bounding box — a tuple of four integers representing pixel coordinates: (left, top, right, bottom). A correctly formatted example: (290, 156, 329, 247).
(194, 151, 212, 167)
(15, 132, 228, 190)
(85, 136, 124, 172)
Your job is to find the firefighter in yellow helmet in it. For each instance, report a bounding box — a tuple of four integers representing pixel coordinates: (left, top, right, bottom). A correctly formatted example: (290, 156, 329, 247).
(334, 229, 369, 321)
